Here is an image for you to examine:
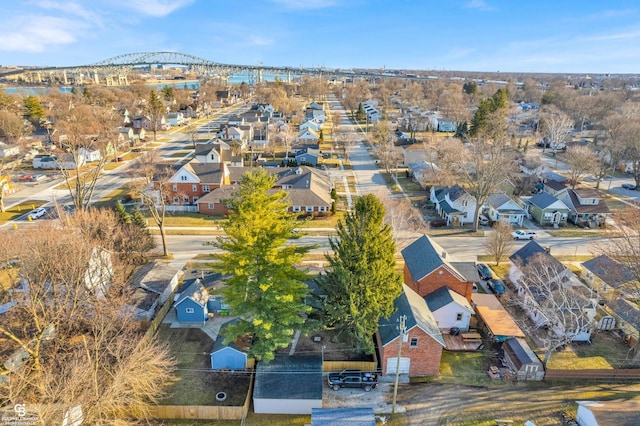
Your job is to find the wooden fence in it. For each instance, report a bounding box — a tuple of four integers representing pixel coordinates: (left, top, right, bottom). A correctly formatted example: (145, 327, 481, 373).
(545, 368, 640, 381)
(323, 350, 378, 373)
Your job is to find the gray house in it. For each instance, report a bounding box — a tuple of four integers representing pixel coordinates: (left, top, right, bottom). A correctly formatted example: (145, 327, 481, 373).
(484, 192, 526, 226)
(253, 354, 323, 414)
(526, 192, 570, 226)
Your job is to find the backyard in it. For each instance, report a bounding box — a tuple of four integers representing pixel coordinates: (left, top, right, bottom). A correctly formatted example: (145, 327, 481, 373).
(156, 325, 251, 406)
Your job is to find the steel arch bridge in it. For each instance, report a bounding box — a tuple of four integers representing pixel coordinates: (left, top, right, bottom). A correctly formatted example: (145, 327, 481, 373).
(2, 51, 338, 86)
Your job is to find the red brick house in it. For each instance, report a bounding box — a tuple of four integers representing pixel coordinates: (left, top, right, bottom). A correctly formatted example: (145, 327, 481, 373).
(401, 235, 473, 302)
(377, 284, 445, 377)
(165, 161, 230, 206)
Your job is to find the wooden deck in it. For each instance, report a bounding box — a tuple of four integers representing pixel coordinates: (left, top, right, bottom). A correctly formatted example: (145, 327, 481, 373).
(442, 334, 484, 351)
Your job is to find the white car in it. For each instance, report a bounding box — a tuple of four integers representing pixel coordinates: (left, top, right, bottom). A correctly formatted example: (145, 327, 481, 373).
(512, 230, 537, 240)
(28, 207, 47, 220)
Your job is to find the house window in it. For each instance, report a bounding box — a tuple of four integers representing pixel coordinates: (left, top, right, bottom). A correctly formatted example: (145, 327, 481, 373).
(173, 196, 180, 204)
(173, 184, 177, 191)
(208, 203, 214, 209)
(192, 184, 197, 192)
(185, 308, 194, 314)
(306, 206, 314, 212)
(292, 206, 301, 212)
(462, 200, 468, 207)
(319, 206, 327, 212)
(181, 175, 188, 181)
(193, 196, 199, 203)
(202, 185, 210, 192)
(183, 197, 189, 204)
(410, 338, 418, 348)
(456, 313, 463, 321)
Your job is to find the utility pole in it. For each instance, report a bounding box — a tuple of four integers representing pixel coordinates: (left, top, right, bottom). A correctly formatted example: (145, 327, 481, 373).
(392, 315, 407, 414)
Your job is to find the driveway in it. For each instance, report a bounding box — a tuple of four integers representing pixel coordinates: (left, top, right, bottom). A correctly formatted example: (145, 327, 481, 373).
(322, 374, 408, 416)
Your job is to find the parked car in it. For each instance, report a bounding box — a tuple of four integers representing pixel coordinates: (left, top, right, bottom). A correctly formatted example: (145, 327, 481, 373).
(28, 207, 47, 220)
(487, 278, 506, 295)
(19, 174, 33, 181)
(327, 369, 378, 392)
(622, 183, 637, 190)
(429, 218, 447, 228)
(476, 263, 493, 280)
(512, 230, 537, 240)
(478, 215, 490, 226)
(31, 174, 46, 182)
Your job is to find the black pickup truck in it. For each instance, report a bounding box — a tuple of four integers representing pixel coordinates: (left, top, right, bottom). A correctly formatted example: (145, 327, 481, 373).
(327, 369, 378, 392)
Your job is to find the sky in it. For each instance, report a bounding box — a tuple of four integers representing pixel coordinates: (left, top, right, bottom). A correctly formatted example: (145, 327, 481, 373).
(2, 0, 640, 74)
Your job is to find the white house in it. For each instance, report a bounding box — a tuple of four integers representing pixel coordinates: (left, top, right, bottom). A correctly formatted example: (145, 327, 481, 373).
(430, 185, 477, 226)
(509, 241, 596, 342)
(575, 399, 640, 425)
(424, 286, 474, 332)
(484, 192, 526, 226)
(78, 147, 102, 162)
(297, 128, 320, 143)
(0, 142, 20, 158)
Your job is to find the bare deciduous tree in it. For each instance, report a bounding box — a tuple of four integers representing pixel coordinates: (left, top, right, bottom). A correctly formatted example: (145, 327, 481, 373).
(485, 220, 515, 266)
(565, 145, 597, 188)
(0, 216, 174, 425)
(539, 105, 573, 152)
(511, 253, 596, 366)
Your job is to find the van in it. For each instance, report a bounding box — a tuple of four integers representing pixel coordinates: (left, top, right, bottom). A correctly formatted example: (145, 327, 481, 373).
(478, 215, 489, 226)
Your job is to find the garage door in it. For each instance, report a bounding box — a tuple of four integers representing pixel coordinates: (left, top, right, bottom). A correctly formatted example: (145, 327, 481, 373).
(386, 357, 410, 375)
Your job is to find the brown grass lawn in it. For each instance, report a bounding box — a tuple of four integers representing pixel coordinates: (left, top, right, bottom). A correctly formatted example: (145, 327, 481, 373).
(156, 325, 251, 406)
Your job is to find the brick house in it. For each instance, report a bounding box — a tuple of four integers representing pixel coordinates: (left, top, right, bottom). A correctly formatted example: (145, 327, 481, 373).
(165, 160, 230, 207)
(377, 284, 445, 376)
(401, 234, 473, 301)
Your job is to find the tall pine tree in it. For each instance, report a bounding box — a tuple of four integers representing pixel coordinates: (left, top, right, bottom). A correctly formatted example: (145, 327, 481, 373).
(317, 194, 402, 354)
(213, 170, 311, 363)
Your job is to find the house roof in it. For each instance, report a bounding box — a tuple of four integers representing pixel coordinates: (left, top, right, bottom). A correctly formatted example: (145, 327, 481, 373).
(509, 241, 566, 274)
(576, 399, 640, 426)
(378, 284, 445, 347)
(567, 189, 611, 214)
(544, 179, 568, 191)
(502, 337, 541, 369)
(607, 298, 640, 330)
(197, 185, 237, 204)
(253, 354, 323, 400)
(128, 287, 159, 312)
(487, 192, 524, 213)
(450, 262, 480, 283)
(424, 286, 473, 313)
(528, 192, 567, 210)
(582, 255, 636, 289)
(311, 408, 376, 426)
(434, 184, 468, 203)
(440, 200, 461, 215)
(473, 299, 525, 339)
(401, 235, 464, 283)
(128, 261, 179, 295)
(541, 171, 569, 183)
(187, 162, 227, 184)
(212, 319, 250, 354)
(174, 279, 209, 308)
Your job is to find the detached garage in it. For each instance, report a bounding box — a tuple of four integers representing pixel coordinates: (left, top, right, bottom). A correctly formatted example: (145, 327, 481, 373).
(386, 357, 410, 375)
(253, 354, 323, 414)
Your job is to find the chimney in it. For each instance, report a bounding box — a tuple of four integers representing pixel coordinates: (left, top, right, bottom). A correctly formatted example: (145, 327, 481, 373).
(441, 251, 447, 259)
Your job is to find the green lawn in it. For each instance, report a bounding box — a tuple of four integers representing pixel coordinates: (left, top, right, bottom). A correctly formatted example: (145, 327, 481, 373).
(546, 331, 631, 369)
(431, 351, 496, 386)
(0, 200, 48, 224)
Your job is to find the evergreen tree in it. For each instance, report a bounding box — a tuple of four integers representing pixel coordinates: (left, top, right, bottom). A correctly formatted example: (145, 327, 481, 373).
(213, 170, 312, 363)
(356, 102, 366, 121)
(470, 88, 508, 137)
(147, 90, 165, 141)
(23, 96, 45, 124)
(114, 200, 131, 224)
(317, 194, 402, 354)
(131, 204, 148, 230)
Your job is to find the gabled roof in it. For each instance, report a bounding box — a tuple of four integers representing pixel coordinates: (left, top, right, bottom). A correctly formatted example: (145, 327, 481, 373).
(212, 319, 251, 354)
(567, 189, 611, 214)
(311, 408, 375, 426)
(544, 179, 568, 191)
(401, 235, 465, 283)
(378, 284, 445, 347)
(581, 255, 636, 289)
(187, 162, 227, 184)
(434, 184, 468, 202)
(502, 337, 541, 368)
(607, 298, 640, 330)
(528, 192, 568, 210)
(174, 279, 209, 308)
(424, 286, 473, 313)
(450, 262, 479, 283)
(487, 192, 524, 213)
(509, 241, 565, 273)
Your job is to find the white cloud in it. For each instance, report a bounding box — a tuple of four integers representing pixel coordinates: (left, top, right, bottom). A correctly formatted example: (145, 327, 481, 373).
(111, 0, 195, 17)
(0, 16, 79, 52)
(247, 34, 273, 46)
(34, 0, 103, 24)
(270, 0, 337, 10)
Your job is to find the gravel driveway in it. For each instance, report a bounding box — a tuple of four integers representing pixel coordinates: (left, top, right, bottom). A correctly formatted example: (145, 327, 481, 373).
(322, 374, 408, 415)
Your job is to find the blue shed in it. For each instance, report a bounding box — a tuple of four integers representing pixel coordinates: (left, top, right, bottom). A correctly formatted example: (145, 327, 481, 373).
(210, 320, 249, 370)
(174, 280, 209, 323)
